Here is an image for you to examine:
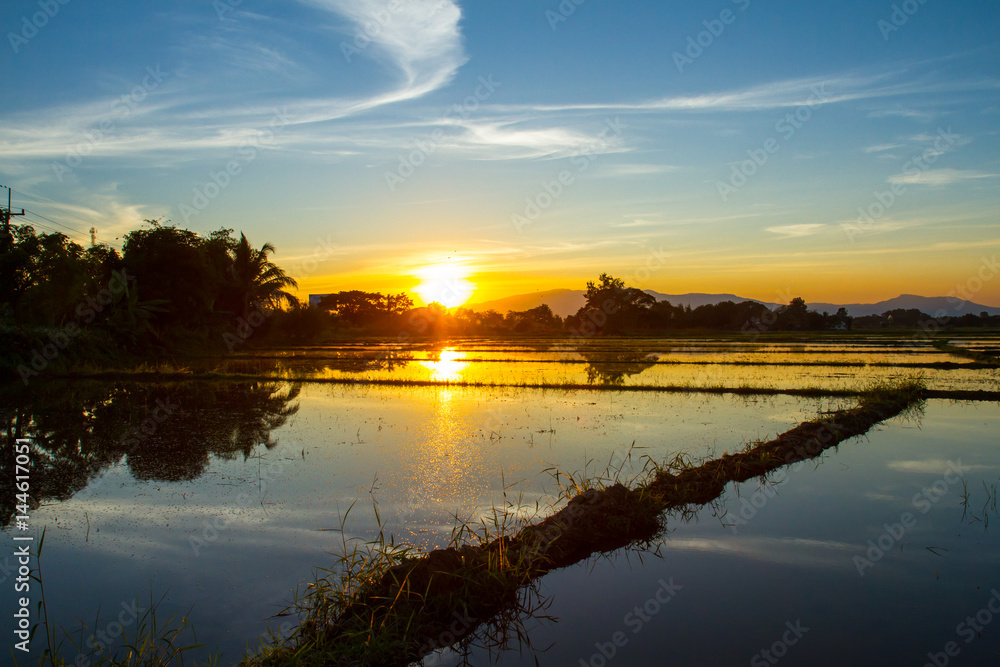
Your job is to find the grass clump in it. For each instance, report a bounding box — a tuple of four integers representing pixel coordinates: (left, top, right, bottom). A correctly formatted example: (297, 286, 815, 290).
(245, 490, 547, 667)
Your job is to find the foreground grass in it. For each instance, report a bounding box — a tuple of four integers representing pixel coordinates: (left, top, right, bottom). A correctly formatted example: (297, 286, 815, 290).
(238, 378, 926, 667)
(20, 530, 216, 667)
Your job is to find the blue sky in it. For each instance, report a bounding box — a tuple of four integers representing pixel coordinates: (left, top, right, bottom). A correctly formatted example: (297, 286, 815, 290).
(2, 0, 998, 306)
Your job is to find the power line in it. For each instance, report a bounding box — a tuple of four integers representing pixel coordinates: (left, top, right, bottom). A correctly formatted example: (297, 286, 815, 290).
(21, 210, 124, 251)
(22, 208, 89, 237)
(20, 213, 91, 246)
(3, 186, 125, 250)
(16, 219, 66, 236)
(13, 187, 105, 231)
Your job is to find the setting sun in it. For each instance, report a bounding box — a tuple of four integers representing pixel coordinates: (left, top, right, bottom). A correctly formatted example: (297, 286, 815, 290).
(413, 261, 476, 308)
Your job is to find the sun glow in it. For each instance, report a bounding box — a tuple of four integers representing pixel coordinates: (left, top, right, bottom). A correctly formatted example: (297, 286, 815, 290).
(419, 348, 469, 382)
(413, 262, 475, 308)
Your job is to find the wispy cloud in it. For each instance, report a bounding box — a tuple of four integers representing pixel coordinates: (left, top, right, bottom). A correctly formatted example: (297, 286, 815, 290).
(665, 536, 857, 569)
(867, 108, 936, 120)
(864, 143, 902, 153)
(298, 0, 466, 116)
(611, 218, 659, 228)
(602, 163, 678, 177)
(765, 223, 827, 238)
(888, 460, 995, 474)
(0, 1, 467, 163)
(888, 168, 997, 186)
(449, 120, 617, 159)
(498, 70, 1000, 115)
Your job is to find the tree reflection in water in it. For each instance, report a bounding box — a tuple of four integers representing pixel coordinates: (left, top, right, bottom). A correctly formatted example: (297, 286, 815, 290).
(579, 345, 658, 385)
(0, 381, 300, 526)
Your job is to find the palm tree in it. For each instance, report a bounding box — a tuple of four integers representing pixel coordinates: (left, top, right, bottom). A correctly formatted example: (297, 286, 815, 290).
(227, 233, 299, 318)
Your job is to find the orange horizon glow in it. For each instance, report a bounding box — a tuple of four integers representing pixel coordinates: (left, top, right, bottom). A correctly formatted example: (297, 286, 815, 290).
(290, 258, 1000, 310)
(293, 274, 1000, 310)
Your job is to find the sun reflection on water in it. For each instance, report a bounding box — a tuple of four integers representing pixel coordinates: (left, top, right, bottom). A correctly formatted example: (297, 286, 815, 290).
(420, 348, 469, 382)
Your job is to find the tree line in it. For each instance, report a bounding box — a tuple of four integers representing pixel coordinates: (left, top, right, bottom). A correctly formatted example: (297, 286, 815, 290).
(4, 216, 997, 376)
(1, 219, 301, 377)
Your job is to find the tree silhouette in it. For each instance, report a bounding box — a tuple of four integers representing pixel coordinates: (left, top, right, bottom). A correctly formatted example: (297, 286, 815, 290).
(776, 297, 809, 330)
(226, 232, 299, 318)
(574, 273, 655, 334)
(123, 222, 219, 334)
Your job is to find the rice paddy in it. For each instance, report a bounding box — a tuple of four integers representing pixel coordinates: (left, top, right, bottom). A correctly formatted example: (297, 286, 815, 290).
(7, 333, 1000, 665)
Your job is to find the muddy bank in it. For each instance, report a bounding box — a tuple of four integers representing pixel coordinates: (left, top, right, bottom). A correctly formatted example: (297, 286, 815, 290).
(252, 386, 922, 666)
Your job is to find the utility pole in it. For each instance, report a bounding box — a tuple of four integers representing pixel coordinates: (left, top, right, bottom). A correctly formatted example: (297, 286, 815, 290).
(1, 185, 26, 234)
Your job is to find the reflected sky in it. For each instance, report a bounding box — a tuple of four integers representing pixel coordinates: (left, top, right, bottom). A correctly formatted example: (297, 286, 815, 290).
(6, 384, 828, 664)
(446, 400, 1000, 666)
(5, 379, 999, 666)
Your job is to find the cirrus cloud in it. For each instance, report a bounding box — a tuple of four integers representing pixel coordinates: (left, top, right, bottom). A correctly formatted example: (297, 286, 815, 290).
(888, 168, 998, 187)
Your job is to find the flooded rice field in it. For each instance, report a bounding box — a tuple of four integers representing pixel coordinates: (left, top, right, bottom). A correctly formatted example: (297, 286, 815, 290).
(215, 336, 1000, 392)
(4, 335, 999, 665)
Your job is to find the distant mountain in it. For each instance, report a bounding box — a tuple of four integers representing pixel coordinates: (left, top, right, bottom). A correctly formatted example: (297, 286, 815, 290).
(464, 290, 1000, 319)
(465, 290, 779, 318)
(643, 291, 783, 311)
(464, 289, 585, 318)
(807, 294, 1000, 318)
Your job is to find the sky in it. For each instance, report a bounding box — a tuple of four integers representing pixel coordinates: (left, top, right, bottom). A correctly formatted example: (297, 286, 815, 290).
(1, 0, 999, 307)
